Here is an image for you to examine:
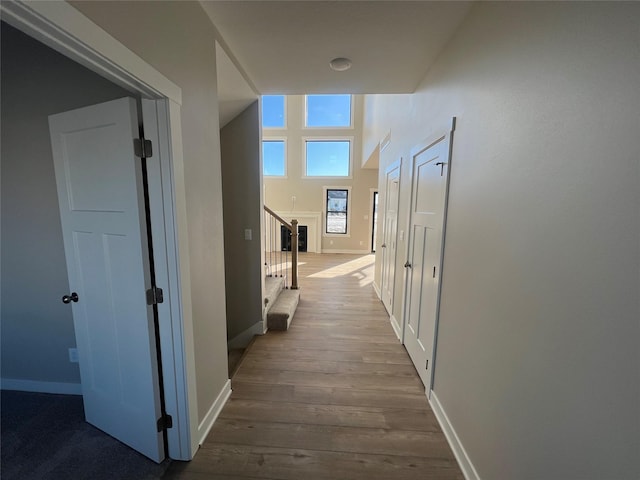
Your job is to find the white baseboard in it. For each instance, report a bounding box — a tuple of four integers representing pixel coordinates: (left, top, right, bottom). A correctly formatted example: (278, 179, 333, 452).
(430, 391, 481, 480)
(389, 314, 402, 341)
(1, 378, 82, 395)
(197, 379, 232, 445)
(372, 281, 381, 299)
(227, 321, 264, 350)
(321, 249, 372, 254)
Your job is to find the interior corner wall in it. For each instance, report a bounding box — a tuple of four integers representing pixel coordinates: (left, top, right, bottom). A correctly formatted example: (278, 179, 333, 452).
(70, 0, 230, 424)
(220, 101, 263, 343)
(364, 2, 640, 479)
(0, 23, 131, 386)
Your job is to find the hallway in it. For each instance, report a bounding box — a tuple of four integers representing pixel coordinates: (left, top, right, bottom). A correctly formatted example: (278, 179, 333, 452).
(166, 253, 463, 479)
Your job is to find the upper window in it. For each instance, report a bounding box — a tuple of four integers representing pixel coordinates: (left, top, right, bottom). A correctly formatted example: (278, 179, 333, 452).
(262, 95, 285, 128)
(305, 95, 352, 127)
(305, 140, 351, 177)
(263, 140, 286, 176)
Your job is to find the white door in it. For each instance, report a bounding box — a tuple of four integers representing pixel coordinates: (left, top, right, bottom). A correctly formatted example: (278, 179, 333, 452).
(49, 97, 164, 462)
(403, 129, 452, 390)
(380, 161, 401, 313)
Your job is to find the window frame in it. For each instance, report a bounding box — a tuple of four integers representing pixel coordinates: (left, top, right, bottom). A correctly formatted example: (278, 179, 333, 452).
(302, 136, 354, 179)
(261, 95, 287, 130)
(322, 186, 352, 237)
(262, 137, 288, 178)
(304, 94, 354, 129)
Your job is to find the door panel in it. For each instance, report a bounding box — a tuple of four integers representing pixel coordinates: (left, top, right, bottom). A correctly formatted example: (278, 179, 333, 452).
(49, 97, 164, 462)
(403, 131, 452, 390)
(406, 225, 427, 337)
(415, 156, 442, 215)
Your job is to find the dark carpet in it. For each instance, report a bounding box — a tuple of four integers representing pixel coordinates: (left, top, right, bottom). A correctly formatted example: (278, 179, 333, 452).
(1, 390, 171, 480)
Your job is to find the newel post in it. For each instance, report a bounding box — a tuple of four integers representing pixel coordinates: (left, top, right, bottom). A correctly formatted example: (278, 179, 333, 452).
(291, 219, 299, 290)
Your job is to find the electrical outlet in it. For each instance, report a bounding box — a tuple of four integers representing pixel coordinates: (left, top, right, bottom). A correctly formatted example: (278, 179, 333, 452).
(359, 241, 364, 245)
(244, 228, 252, 240)
(68, 348, 79, 363)
(330, 240, 334, 245)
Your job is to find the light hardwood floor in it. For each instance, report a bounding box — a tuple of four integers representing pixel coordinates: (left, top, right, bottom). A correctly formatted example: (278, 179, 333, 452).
(165, 253, 463, 480)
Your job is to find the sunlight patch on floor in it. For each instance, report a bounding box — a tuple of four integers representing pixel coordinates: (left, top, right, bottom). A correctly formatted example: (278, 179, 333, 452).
(308, 255, 375, 279)
(266, 260, 306, 273)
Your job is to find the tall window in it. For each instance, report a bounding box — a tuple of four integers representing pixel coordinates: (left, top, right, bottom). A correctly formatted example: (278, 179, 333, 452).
(263, 140, 286, 176)
(306, 94, 352, 127)
(325, 188, 349, 235)
(305, 139, 351, 177)
(262, 95, 285, 128)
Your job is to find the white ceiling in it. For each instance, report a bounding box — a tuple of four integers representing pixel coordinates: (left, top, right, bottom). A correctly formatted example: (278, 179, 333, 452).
(203, 0, 473, 96)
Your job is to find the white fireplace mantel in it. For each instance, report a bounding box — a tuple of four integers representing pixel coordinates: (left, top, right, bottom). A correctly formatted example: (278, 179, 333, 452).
(274, 211, 321, 253)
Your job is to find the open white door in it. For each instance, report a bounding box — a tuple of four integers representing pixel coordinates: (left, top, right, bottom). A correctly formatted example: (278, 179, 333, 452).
(49, 97, 164, 462)
(403, 123, 454, 390)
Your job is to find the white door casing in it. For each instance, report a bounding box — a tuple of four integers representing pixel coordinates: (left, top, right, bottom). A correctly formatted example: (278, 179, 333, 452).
(403, 122, 454, 391)
(49, 97, 164, 462)
(381, 160, 401, 314)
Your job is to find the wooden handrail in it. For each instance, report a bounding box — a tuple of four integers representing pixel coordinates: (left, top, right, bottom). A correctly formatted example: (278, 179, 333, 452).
(264, 205, 299, 290)
(264, 205, 292, 231)
(290, 219, 299, 290)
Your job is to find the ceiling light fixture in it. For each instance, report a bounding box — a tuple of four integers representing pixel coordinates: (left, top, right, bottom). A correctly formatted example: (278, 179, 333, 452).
(329, 57, 352, 72)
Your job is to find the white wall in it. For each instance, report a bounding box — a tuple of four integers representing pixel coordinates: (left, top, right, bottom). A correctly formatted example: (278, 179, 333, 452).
(365, 2, 640, 479)
(0, 22, 131, 387)
(70, 1, 230, 425)
(264, 95, 378, 253)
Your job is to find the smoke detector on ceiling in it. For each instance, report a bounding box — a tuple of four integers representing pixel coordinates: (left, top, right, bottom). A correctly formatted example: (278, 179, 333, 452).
(329, 57, 352, 72)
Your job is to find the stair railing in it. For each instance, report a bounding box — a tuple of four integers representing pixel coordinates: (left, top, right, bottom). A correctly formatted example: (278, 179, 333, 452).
(264, 205, 299, 290)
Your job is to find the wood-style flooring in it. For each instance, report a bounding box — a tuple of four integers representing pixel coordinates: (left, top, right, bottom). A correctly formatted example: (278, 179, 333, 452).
(164, 253, 463, 480)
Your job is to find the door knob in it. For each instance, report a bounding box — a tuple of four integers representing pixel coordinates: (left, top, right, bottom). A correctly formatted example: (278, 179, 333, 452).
(62, 292, 79, 304)
(404, 261, 412, 268)
(381, 243, 387, 248)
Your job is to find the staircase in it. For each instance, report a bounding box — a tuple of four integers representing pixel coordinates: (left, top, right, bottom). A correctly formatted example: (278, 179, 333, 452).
(264, 206, 300, 330)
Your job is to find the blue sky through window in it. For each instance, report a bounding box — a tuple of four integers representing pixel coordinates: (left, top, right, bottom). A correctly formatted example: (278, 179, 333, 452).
(262, 95, 285, 127)
(263, 140, 285, 176)
(306, 95, 351, 127)
(306, 141, 350, 176)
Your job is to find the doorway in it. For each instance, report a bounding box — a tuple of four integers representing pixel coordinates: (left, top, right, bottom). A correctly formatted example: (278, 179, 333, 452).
(403, 121, 455, 391)
(380, 159, 401, 315)
(1, 4, 193, 461)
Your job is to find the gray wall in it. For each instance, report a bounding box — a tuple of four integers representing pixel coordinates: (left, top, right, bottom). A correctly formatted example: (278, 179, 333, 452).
(1, 23, 131, 384)
(365, 2, 640, 478)
(220, 101, 263, 342)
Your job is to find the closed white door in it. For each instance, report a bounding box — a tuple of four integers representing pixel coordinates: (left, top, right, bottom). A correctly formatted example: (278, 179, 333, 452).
(380, 162, 401, 313)
(49, 97, 164, 462)
(403, 130, 452, 390)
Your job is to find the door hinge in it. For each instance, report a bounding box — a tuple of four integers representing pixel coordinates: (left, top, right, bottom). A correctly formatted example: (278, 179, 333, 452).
(157, 413, 173, 432)
(146, 286, 164, 305)
(134, 138, 153, 158)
